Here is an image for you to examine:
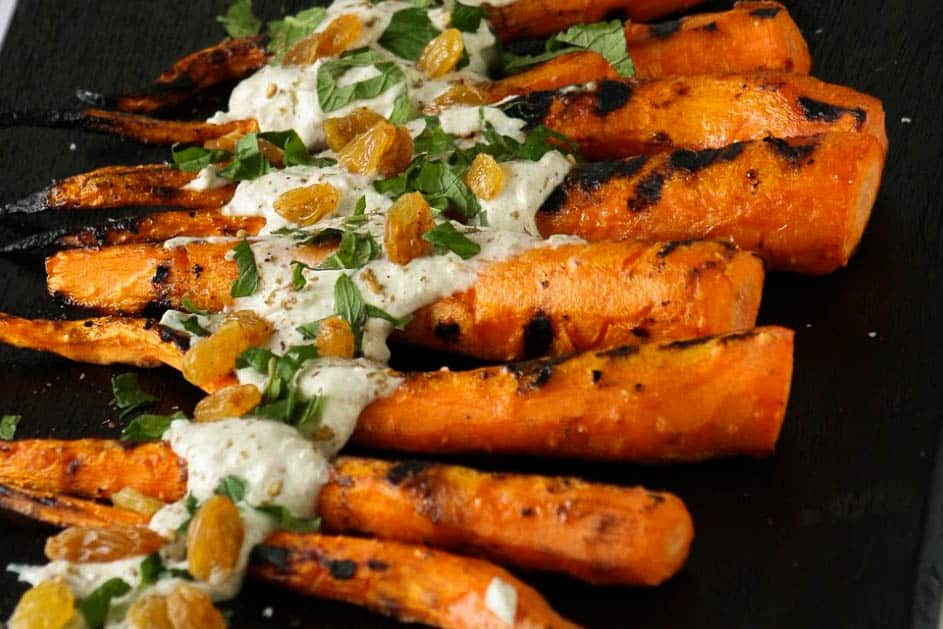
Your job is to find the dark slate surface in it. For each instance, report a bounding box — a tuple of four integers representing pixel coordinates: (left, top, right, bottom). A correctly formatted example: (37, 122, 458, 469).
(0, 1, 941, 627)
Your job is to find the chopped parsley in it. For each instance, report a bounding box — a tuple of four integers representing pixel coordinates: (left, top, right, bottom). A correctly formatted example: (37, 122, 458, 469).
(235, 345, 324, 432)
(317, 231, 382, 270)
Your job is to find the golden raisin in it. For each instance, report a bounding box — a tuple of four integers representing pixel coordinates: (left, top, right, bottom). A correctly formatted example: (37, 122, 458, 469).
(44, 526, 166, 563)
(9, 579, 76, 629)
(384, 192, 435, 265)
(127, 595, 173, 629)
(418, 28, 464, 79)
(181, 311, 273, 389)
(323, 107, 387, 152)
(283, 14, 363, 66)
(112, 487, 165, 517)
(194, 384, 262, 421)
(166, 584, 226, 629)
(315, 316, 355, 358)
(187, 495, 244, 585)
(273, 183, 341, 226)
(428, 83, 488, 113)
(338, 121, 414, 177)
(465, 153, 505, 200)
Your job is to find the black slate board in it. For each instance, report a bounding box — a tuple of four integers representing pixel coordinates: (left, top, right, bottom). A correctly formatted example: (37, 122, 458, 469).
(0, 1, 941, 627)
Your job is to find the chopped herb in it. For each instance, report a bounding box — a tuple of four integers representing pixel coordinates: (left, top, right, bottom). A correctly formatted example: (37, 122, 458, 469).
(317, 231, 381, 270)
(414, 160, 480, 218)
(423, 222, 481, 259)
(181, 296, 211, 315)
(389, 89, 414, 124)
(343, 196, 369, 229)
(141, 553, 191, 586)
(236, 346, 276, 373)
(111, 373, 157, 419)
(217, 0, 262, 38)
(0, 415, 20, 440)
(317, 49, 406, 113)
(218, 133, 271, 181)
(334, 275, 412, 353)
(364, 305, 413, 329)
(412, 117, 457, 157)
(214, 475, 248, 503)
(378, 8, 441, 60)
(501, 20, 635, 77)
(256, 505, 322, 533)
(291, 260, 317, 290)
(236, 345, 322, 428)
(230, 238, 260, 298)
(296, 319, 322, 340)
(171, 144, 231, 172)
(181, 316, 210, 337)
(257, 130, 323, 167)
(78, 578, 131, 629)
(268, 7, 327, 63)
(121, 412, 186, 443)
(185, 493, 199, 515)
(452, 2, 487, 32)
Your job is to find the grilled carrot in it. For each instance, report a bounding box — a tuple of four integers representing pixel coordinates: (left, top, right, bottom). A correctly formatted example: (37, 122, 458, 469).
(536, 132, 885, 274)
(490, 1, 810, 100)
(253, 532, 582, 629)
(45, 239, 764, 360)
(0, 490, 578, 629)
(0, 108, 256, 146)
(0, 314, 186, 369)
(0, 444, 692, 586)
(57, 210, 262, 248)
(505, 72, 886, 160)
(107, 37, 269, 114)
(358, 326, 793, 461)
(487, 0, 706, 43)
(0, 324, 790, 461)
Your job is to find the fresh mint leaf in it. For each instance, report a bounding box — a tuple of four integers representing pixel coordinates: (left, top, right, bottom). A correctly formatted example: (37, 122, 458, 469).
(111, 373, 157, 419)
(364, 305, 413, 330)
(343, 196, 369, 229)
(181, 296, 211, 315)
(181, 316, 210, 337)
(258, 130, 316, 167)
(171, 144, 230, 172)
(268, 7, 327, 63)
(317, 49, 406, 113)
(413, 117, 456, 157)
(423, 221, 481, 259)
(236, 347, 275, 372)
(140, 553, 163, 586)
(230, 238, 260, 298)
(476, 114, 577, 161)
(238, 345, 320, 427)
(0, 415, 20, 440)
(214, 475, 248, 503)
(218, 133, 271, 181)
(389, 89, 414, 124)
(78, 578, 131, 629)
(415, 160, 480, 218)
(121, 412, 185, 443)
(317, 231, 381, 270)
(217, 0, 262, 38)
(501, 20, 634, 77)
(291, 260, 316, 290)
(334, 274, 367, 338)
(452, 2, 487, 32)
(378, 8, 440, 60)
(256, 505, 321, 533)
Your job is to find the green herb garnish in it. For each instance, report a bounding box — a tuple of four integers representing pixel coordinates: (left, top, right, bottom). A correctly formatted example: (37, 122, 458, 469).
(423, 221, 481, 259)
(0, 415, 20, 440)
(111, 373, 157, 419)
(122, 412, 186, 443)
(501, 20, 635, 77)
(317, 49, 406, 113)
(378, 8, 440, 60)
(230, 238, 260, 298)
(78, 578, 131, 629)
(217, 0, 262, 38)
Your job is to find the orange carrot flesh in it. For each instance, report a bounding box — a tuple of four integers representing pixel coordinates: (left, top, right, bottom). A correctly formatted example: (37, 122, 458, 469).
(489, 2, 810, 100)
(505, 72, 886, 160)
(252, 531, 582, 629)
(58, 210, 262, 248)
(45, 240, 764, 361)
(47, 164, 235, 210)
(358, 326, 793, 461)
(0, 485, 148, 528)
(536, 132, 885, 274)
(0, 314, 187, 369)
(323, 456, 693, 586)
(69, 109, 257, 146)
(486, 0, 705, 43)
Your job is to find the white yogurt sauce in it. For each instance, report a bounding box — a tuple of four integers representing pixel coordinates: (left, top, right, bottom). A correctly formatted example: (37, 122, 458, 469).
(183, 165, 229, 191)
(479, 151, 573, 236)
(485, 576, 519, 626)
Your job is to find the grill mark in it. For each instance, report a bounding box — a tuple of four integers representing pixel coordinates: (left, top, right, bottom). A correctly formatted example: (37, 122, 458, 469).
(649, 19, 682, 39)
(720, 330, 757, 344)
(506, 353, 569, 393)
(628, 171, 665, 212)
(157, 325, 190, 351)
(764, 136, 819, 167)
(595, 81, 633, 115)
(250, 545, 291, 572)
(667, 142, 746, 173)
(564, 156, 649, 194)
(750, 6, 782, 18)
(325, 558, 358, 580)
(698, 21, 719, 32)
(661, 336, 712, 350)
(797, 96, 866, 128)
(386, 460, 432, 485)
(501, 91, 555, 128)
(595, 345, 640, 359)
(433, 322, 460, 343)
(150, 264, 170, 285)
(591, 370, 603, 383)
(522, 310, 553, 358)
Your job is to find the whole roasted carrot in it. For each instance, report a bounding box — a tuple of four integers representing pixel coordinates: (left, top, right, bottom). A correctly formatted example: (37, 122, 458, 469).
(487, 0, 706, 42)
(0, 324, 790, 461)
(253, 532, 582, 629)
(490, 1, 810, 100)
(57, 210, 262, 248)
(358, 326, 793, 461)
(44, 239, 764, 360)
(536, 132, 885, 274)
(0, 444, 692, 586)
(505, 72, 886, 160)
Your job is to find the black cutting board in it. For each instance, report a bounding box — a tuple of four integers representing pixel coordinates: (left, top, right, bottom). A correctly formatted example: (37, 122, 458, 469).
(0, 1, 941, 627)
